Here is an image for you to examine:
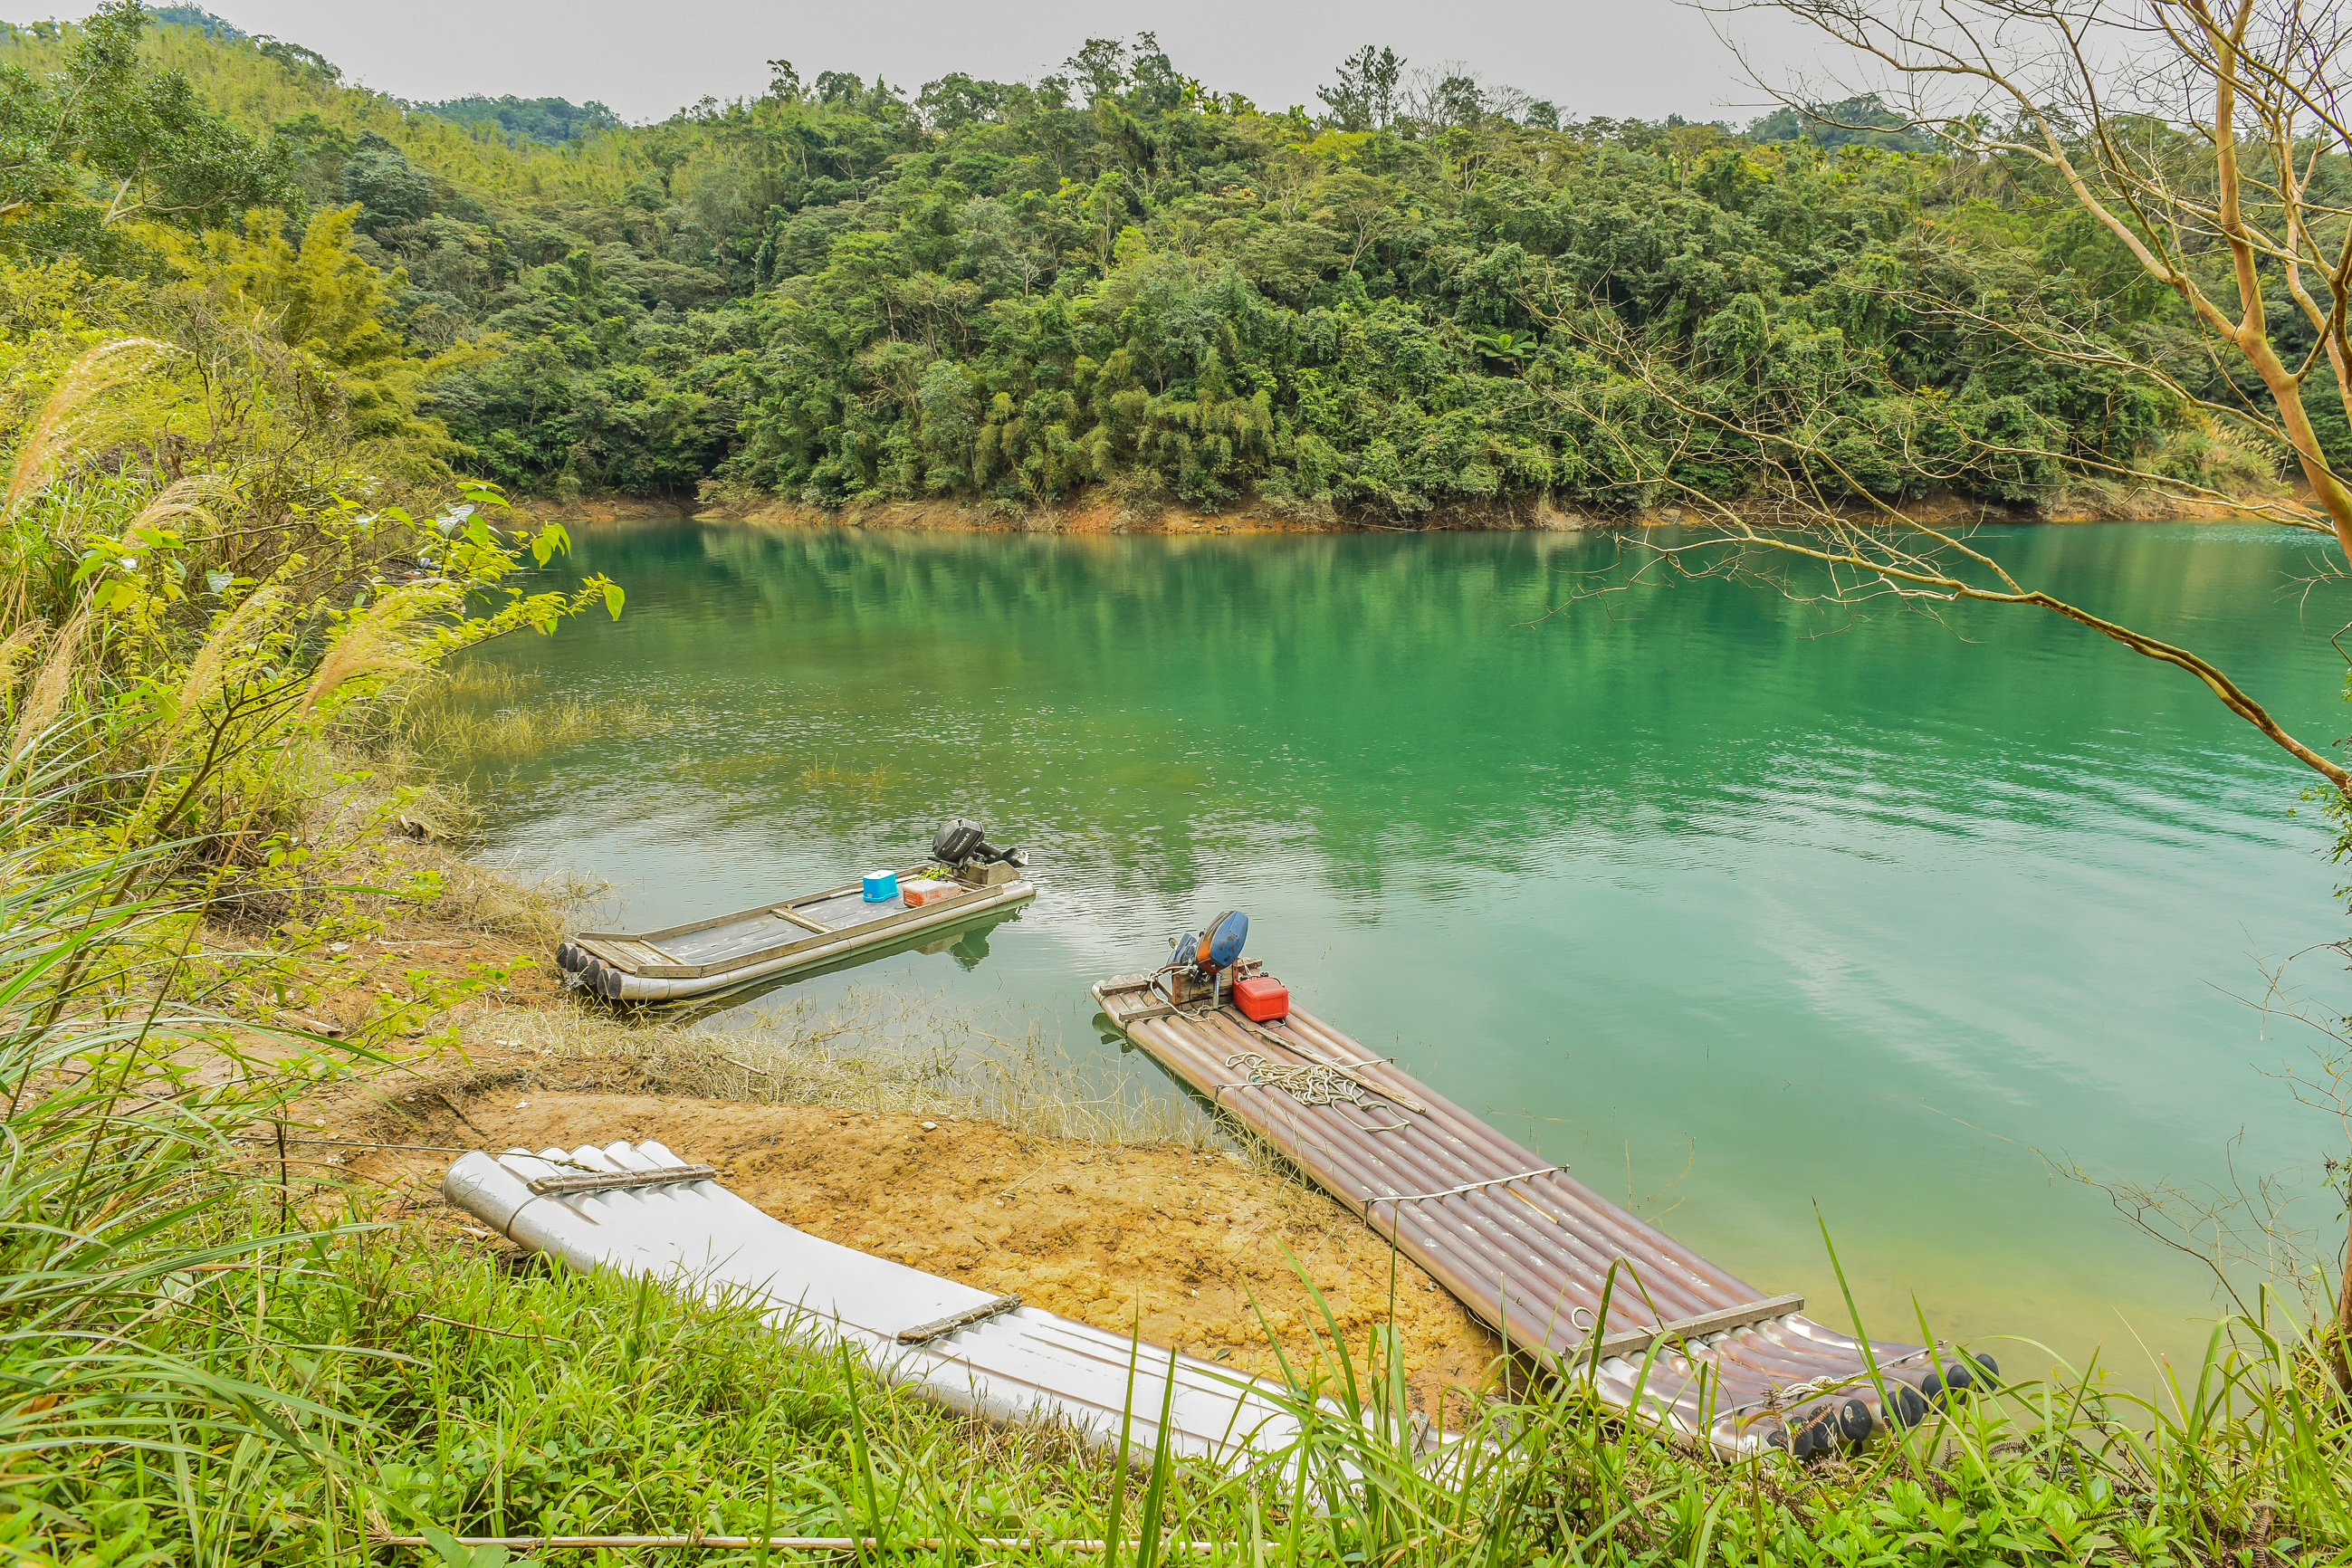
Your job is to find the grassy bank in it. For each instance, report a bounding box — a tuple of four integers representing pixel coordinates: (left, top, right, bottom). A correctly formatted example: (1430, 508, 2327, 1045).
(539, 482, 2283, 540)
(23, 1145, 2352, 1564)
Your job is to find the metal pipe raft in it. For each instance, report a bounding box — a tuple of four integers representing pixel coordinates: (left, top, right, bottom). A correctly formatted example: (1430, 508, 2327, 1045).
(1093, 974, 1962, 1455)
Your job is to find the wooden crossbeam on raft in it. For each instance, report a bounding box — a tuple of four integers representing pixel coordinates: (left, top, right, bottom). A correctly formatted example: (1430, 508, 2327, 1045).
(527, 1163, 721, 1197)
(1592, 1294, 1807, 1363)
(896, 1294, 1024, 1344)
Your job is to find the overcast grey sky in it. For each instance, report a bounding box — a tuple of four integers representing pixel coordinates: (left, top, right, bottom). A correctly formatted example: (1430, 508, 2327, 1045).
(53, 0, 1843, 127)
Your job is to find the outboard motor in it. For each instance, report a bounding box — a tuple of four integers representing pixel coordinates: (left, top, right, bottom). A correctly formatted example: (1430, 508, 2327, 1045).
(933, 817, 986, 865)
(1165, 909, 1248, 1005)
(1192, 909, 1249, 972)
(932, 817, 1028, 871)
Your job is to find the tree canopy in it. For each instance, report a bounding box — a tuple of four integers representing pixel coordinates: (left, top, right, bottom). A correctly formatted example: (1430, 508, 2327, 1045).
(1, 3, 295, 262)
(416, 95, 626, 146)
(3, 6, 2328, 516)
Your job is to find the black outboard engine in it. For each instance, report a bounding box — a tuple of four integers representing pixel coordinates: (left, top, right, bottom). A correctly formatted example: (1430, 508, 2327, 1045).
(933, 817, 1028, 870)
(934, 817, 986, 865)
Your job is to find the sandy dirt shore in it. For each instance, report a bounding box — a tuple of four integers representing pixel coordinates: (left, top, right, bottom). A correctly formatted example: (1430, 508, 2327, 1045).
(283, 890, 1505, 1418)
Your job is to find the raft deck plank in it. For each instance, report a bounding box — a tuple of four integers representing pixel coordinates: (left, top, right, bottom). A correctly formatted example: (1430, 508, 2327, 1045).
(1092, 974, 1937, 1454)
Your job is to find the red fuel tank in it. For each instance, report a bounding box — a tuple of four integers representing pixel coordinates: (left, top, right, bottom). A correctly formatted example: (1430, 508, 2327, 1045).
(1233, 975, 1289, 1022)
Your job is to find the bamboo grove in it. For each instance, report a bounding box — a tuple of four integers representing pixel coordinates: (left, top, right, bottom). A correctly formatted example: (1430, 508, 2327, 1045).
(7, 4, 2335, 518)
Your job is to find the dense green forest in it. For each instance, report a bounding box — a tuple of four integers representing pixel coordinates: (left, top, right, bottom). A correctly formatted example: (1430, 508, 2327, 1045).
(413, 94, 626, 146)
(3, 3, 2339, 515)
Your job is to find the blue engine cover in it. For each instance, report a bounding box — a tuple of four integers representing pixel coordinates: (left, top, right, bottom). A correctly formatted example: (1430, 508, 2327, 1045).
(1201, 909, 1248, 970)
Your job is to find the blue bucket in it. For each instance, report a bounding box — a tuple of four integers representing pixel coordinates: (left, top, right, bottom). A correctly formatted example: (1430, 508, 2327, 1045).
(862, 869, 899, 902)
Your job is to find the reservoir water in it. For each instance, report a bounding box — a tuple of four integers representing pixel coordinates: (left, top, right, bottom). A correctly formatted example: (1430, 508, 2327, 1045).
(453, 519, 2352, 1376)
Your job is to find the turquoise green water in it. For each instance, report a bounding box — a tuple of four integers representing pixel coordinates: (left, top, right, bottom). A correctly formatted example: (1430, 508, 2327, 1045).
(455, 520, 2352, 1374)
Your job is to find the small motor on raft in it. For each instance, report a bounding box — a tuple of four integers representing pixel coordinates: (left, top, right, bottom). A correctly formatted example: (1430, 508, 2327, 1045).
(932, 817, 1029, 885)
(1173, 909, 1250, 974)
(1163, 909, 1289, 1020)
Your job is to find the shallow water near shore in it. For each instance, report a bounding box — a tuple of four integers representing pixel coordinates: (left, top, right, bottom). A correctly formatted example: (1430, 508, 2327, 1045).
(453, 518, 2352, 1376)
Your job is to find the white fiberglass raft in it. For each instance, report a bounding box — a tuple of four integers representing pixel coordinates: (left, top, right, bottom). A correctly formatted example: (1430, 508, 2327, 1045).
(441, 1140, 1309, 1472)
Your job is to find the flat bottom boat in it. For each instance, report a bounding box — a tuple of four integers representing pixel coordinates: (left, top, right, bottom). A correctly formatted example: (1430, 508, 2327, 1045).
(554, 819, 1035, 1003)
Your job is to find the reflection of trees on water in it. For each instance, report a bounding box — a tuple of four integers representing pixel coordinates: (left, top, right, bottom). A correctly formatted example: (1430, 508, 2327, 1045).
(471, 521, 2339, 902)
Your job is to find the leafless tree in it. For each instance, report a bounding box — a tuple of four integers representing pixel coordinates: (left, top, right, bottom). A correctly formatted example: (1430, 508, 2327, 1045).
(1538, 0, 2352, 785)
(1748, 0, 2352, 534)
(1596, 0, 2352, 1374)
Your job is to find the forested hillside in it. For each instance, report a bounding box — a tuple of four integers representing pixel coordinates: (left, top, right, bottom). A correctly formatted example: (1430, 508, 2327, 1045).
(5, 3, 2338, 517)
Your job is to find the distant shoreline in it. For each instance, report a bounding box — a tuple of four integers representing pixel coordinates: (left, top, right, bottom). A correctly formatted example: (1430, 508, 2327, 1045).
(529, 485, 2293, 535)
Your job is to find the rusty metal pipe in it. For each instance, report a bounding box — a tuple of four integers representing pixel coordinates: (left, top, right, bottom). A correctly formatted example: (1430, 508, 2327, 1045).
(1125, 1021, 1536, 1318)
(1279, 1009, 1753, 1305)
(1160, 1015, 1619, 1316)
(1221, 1010, 1731, 1325)
(1157, 1037, 1731, 1375)
(1171, 1014, 1735, 1337)
(1129, 1021, 1625, 1360)
(1411, 1175, 1722, 1325)
(1182, 1008, 1669, 1303)
(1274, 1009, 1718, 1276)
(1269, 1013, 1725, 1263)
(1128, 1022, 1573, 1331)
(1735, 1320, 1928, 1391)
(1285, 1050, 1777, 1334)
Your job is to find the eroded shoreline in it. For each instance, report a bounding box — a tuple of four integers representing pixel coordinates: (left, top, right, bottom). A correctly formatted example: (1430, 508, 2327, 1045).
(531, 485, 2289, 534)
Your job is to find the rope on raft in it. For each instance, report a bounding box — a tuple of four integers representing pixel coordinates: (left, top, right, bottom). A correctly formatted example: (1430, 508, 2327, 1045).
(1222, 1049, 1391, 1111)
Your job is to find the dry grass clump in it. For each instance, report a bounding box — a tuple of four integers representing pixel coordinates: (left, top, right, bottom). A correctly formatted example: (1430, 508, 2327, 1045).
(420, 857, 596, 947)
(423, 663, 547, 706)
(795, 759, 895, 796)
(491, 990, 1228, 1149)
(397, 685, 701, 763)
(205, 753, 600, 957)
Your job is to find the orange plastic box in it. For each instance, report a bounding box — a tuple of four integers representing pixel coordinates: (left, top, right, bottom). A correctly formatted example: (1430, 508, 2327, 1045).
(901, 878, 961, 908)
(1233, 975, 1289, 1022)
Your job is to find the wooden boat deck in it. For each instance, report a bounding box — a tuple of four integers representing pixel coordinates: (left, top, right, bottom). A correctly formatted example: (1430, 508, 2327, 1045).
(1092, 973, 1943, 1454)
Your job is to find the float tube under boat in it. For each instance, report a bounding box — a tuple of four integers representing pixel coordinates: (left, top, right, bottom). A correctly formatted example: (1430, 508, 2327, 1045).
(1093, 913, 1993, 1458)
(554, 818, 1036, 1003)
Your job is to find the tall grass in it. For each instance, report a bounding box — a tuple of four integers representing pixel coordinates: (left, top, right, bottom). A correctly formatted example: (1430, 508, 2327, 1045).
(396, 687, 702, 765)
(0, 773, 380, 1552)
(0, 314, 624, 1560)
(21, 1198, 2348, 1564)
(1238, 1271, 2352, 1567)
